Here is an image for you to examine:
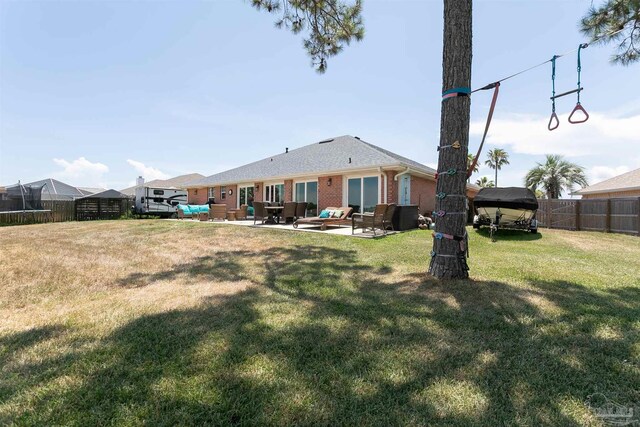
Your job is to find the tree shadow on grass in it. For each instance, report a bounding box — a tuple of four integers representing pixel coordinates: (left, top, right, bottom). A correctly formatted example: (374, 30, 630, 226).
(3, 245, 639, 425)
(474, 227, 543, 241)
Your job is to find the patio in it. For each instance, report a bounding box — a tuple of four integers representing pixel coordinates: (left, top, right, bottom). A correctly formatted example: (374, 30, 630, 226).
(167, 217, 401, 238)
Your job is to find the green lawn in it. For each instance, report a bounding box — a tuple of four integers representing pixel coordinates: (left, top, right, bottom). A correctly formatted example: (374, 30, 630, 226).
(1, 220, 639, 426)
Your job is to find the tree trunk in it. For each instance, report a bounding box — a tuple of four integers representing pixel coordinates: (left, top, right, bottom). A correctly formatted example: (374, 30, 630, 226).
(429, 0, 472, 280)
(495, 167, 498, 187)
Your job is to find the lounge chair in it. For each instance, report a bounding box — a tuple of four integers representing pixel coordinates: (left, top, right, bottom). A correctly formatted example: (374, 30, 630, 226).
(209, 204, 227, 221)
(253, 201, 267, 225)
(295, 202, 308, 219)
(282, 202, 297, 224)
(293, 206, 353, 231)
(352, 204, 388, 236)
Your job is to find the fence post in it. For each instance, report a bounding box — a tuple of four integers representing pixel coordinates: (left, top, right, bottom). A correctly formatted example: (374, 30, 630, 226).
(575, 200, 581, 231)
(547, 200, 552, 229)
(605, 199, 611, 233)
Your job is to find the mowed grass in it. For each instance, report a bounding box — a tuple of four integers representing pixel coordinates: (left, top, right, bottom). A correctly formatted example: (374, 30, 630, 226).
(1, 220, 639, 426)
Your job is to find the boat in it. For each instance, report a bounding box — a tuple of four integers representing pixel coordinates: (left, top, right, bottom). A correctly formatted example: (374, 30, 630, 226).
(473, 187, 539, 239)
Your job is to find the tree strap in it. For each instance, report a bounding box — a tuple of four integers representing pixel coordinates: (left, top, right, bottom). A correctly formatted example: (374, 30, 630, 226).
(442, 87, 471, 100)
(432, 210, 466, 218)
(438, 141, 462, 151)
(436, 192, 466, 200)
(467, 82, 500, 177)
(435, 168, 467, 180)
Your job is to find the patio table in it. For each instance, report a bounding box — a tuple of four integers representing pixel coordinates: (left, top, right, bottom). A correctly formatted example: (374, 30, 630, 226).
(264, 206, 284, 224)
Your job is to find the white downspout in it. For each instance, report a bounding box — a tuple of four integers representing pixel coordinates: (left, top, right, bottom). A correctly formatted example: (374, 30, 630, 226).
(379, 167, 387, 204)
(394, 166, 411, 181)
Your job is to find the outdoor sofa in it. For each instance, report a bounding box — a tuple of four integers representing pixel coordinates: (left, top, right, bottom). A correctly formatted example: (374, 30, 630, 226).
(177, 204, 210, 219)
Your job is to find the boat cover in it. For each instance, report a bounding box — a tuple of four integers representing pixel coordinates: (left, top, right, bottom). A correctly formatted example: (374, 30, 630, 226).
(474, 187, 538, 210)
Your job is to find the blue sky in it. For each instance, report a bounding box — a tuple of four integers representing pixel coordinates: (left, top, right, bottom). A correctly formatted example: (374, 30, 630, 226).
(1, 0, 638, 192)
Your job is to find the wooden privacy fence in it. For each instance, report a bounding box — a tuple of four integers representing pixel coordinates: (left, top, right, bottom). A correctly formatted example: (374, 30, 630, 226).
(0, 200, 76, 226)
(0, 198, 132, 226)
(537, 198, 640, 235)
(75, 198, 130, 221)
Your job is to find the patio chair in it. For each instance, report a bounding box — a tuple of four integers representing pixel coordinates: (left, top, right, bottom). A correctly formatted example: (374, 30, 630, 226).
(253, 201, 267, 225)
(209, 204, 227, 221)
(282, 202, 297, 224)
(352, 203, 388, 236)
(293, 206, 353, 231)
(295, 202, 308, 219)
(382, 203, 397, 232)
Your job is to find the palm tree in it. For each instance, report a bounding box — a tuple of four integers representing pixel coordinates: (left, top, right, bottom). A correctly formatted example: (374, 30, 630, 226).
(485, 148, 510, 187)
(475, 176, 495, 188)
(524, 154, 588, 199)
(467, 154, 479, 182)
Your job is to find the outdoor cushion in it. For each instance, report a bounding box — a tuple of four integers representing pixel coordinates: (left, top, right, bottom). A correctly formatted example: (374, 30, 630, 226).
(333, 209, 344, 218)
(319, 210, 330, 218)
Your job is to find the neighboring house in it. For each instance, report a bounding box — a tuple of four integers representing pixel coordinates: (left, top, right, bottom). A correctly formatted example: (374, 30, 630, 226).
(574, 167, 640, 199)
(185, 135, 479, 215)
(119, 173, 205, 196)
(4, 178, 102, 201)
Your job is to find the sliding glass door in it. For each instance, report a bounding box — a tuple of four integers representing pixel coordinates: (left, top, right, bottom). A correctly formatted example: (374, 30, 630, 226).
(238, 185, 254, 208)
(294, 181, 318, 216)
(347, 176, 379, 213)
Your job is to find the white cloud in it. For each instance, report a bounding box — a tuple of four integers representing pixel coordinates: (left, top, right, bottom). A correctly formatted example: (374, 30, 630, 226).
(470, 111, 640, 157)
(52, 157, 109, 186)
(126, 159, 170, 181)
(588, 165, 631, 183)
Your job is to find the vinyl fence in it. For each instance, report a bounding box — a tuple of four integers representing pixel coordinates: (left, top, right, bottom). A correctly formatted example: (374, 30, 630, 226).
(536, 198, 640, 236)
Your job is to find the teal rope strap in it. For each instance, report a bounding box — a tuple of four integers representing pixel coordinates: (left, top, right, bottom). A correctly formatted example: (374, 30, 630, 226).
(442, 87, 471, 100)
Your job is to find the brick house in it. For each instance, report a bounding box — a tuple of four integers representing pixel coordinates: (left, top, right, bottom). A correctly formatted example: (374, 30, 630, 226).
(185, 135, 479, 216)
(574, 167, 640, 199)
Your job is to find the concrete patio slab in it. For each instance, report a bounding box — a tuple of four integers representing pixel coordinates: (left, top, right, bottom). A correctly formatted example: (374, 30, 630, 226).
(167, 218, 400, 238)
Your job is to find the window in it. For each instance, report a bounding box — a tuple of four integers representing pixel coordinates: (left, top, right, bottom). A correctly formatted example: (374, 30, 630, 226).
(208, 187, 215, 199)
(153, 197, 164, 203)
(153, 189, 164, 195)
(265, 183, 284, 204)
(347, 176, 379, 213)
(220, 186, 226, 200)
(294, 181, 318, 215)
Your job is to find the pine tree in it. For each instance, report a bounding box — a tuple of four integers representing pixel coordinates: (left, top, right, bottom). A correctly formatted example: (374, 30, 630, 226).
(249, 0, 364, 73)
(428, 0, 473, 280)
(581, 0, 640, 65)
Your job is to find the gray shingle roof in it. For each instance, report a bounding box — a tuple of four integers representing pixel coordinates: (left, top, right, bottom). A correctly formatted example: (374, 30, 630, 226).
(120, 173, 205, 196)
(575, 167, 640, 195)
(188, 135, 437, 187)
(77, 189, 130, 200)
